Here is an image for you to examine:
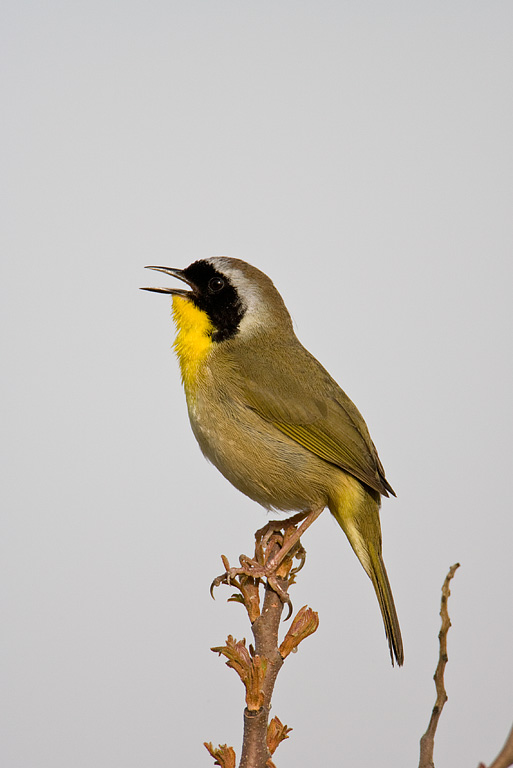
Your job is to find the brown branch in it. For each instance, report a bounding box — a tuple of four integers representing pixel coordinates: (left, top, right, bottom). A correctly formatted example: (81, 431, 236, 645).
(478, 722, 513, 768)
(206, 517, 319, 768)
(419, 562, 460, 768)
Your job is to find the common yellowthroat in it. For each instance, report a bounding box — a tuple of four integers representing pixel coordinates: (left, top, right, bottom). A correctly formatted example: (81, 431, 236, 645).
(143, 257, 403, 666)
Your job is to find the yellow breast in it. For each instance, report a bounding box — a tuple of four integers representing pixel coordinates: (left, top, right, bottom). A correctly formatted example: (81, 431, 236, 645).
(172, 296, 214, 395)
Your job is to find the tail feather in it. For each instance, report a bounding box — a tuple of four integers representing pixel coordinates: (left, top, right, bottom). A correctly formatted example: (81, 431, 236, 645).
(329, 481, 404, 666)
(367, 543, 404, 666)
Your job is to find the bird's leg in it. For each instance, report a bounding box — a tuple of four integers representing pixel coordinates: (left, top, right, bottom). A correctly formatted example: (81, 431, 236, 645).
(264, 506, 324, 573)
(254, 510, 311, 563)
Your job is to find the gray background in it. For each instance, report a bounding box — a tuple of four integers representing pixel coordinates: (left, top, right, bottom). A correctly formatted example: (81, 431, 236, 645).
(2, 2, 512, 766)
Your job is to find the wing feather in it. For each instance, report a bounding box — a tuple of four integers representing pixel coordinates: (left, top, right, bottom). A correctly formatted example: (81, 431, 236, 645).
(234, 340, 395, 497)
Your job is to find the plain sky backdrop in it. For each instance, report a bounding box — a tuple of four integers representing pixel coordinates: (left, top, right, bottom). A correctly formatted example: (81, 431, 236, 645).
(2, 2, 512, 767)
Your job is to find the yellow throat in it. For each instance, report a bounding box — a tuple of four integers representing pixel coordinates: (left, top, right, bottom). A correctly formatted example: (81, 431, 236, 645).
(171, 295, 214, 394)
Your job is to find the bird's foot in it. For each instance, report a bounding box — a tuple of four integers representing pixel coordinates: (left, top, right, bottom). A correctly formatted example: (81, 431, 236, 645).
(210, 507, 324, 620)
(210, 554, 266, 593)
(210, 552, 293, 617)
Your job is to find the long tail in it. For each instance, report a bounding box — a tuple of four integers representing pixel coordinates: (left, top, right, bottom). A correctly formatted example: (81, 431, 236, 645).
(365, 541, 404, 666)
(330, 482, 404, 666)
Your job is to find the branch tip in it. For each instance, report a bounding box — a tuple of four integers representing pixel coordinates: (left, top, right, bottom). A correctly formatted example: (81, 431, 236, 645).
(418, 562, 460, 768)
(208, 515, 320, 767)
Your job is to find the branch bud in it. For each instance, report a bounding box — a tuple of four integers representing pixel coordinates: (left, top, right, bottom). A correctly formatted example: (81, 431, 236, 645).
(267, 716, 292, 755)
(211, 636, 267, 711)
(279, 606, 319, 659)
(204, 742, 236, 768)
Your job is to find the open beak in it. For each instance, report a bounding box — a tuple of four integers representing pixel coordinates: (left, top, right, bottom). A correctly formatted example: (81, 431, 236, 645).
(141, 266, 196, 297)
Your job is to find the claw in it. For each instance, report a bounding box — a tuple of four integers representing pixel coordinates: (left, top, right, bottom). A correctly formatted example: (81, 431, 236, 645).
(267, 573, 293, 620)
(210, 555, 242, 597)
(209, 574, 224, 600)
(290, 544, 307, 576)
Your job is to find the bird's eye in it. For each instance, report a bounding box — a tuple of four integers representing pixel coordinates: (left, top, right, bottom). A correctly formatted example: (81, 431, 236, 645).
(208, 276, 225, 293)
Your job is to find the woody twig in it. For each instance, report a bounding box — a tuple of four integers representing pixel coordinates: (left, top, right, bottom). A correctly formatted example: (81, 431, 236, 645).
(419, 563, 460, 768)
(206, 518, 319, 768)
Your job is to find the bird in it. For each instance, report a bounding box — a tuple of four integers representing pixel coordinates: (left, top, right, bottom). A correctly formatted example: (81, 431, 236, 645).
(142, 256, 403, 666)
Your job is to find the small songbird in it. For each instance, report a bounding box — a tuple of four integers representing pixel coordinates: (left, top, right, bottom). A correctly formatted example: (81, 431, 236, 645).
(142, 257, 403, 665)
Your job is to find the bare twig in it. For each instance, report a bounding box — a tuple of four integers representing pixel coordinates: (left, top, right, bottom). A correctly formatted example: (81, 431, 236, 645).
(206, 517, 319, 768)
(419, 562, 460, 768)
(478, 722, 513, 768)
